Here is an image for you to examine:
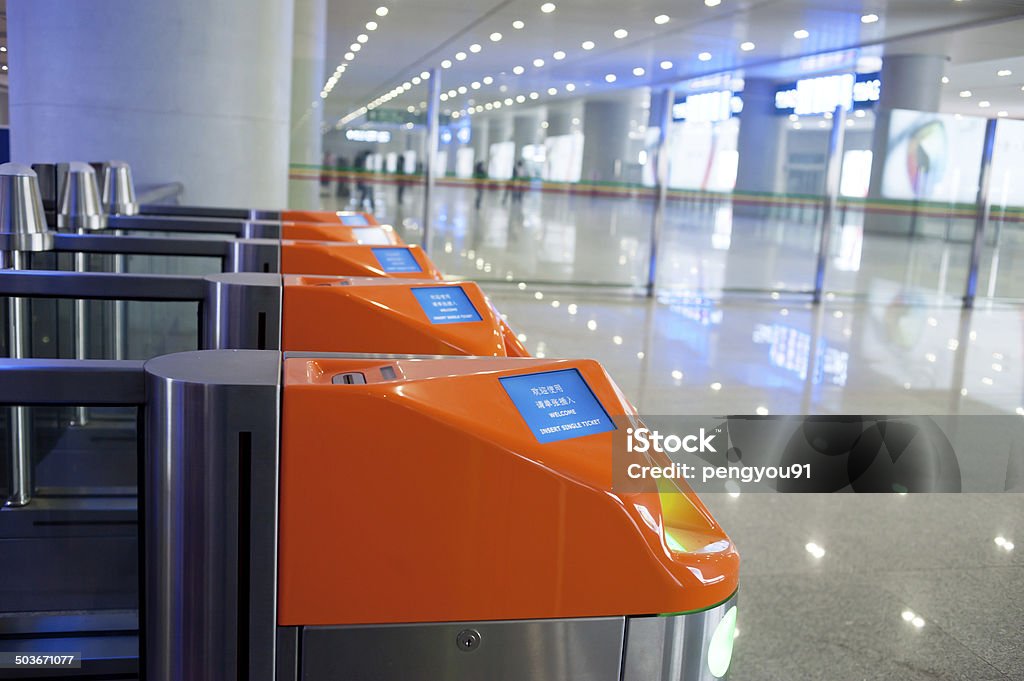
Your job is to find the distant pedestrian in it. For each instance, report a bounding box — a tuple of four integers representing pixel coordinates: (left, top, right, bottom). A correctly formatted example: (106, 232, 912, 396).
(473, 160, 487, 209)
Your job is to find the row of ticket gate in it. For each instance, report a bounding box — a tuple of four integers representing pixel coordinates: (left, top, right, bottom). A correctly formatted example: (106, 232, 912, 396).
(0, 161, 739, 680)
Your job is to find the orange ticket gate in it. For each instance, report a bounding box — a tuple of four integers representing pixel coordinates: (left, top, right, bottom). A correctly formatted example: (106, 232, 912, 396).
(135, 349, 738, 681)
(281, 241, 441, 278)
(283, 276, 528, 356)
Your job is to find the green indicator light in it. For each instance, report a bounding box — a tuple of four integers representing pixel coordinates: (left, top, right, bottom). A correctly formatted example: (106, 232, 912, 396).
(665, 529, 687, 553)
(708, 605, 737, 678)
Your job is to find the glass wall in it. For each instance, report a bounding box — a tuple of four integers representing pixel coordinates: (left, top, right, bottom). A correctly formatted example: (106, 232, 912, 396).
(312, 55, 1024, 303)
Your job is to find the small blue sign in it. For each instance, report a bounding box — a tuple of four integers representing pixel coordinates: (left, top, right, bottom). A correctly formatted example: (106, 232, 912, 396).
(411, 286, 482, 324)
(339, 213, 370, 226)
(500, 368, 616, 444)
(372, 247, 423, 273)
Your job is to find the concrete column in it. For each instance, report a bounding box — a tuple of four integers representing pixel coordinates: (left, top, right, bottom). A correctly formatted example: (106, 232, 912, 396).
(546, 104, 573, 137)
(8, 0, 294, 209)
(867, 54, 948, 207)
(471, 118, 490, 165)
(288, 0, 327, 209)
(734, 77, 788, 198)
(581, 99, 631, 183)
(512, 112, 542, 162)
(487, 116, 512, 149)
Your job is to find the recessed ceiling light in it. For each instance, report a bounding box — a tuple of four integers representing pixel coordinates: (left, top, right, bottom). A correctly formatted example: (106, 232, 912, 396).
(553, 50, 566, 60)
(441, 59, 452, 68)
(516, 94, 526, 102)
(407, 105, 415, 113)
(541, 2, 556, 13)
(499, 84, 508, 92)
(471, 81, 480, 89)
(613, 28, 628, 39)
(698, 51, 712, 61)
(633, 66, 645, 76)
(740, 41, 755, 51)
(440, 93, 448, 101)
(458, 86, 467, 94)
(402, 81, 411, 88)
(447, 89, 456, 97)
(513, 20, 525, 29)
(998, 69, 1012, 76)
(357, 34, 368, 43)
(793, 29, 809, 39)
(534, 58, 545, 67)
(504, 97, 514, 105)
(350, 43, 361, 51)
(998, 111, 1008, 117)
(705, 0, 721, 5)
(455, 51, 467, 60)
(345, 51, 355, 60)
(605, 73, 617, 82)
(483, 76, 494, 84)
(941, 76, 949, 83)
(490, 32, 502, 42)
(366, 21, 378, 30)
(565, 83, 576, 91)
(979, 100, 991, 108)
(420, 71, 430, 79)
(861, 13, 879, 23)
(654, 14, 670, 24)
(660, 60, 673, 70)
(469, 43, 482, 53)
(959, 89, 972, 98)
(375, 6, 389, 16)
(530, 91, 539, 99)
(581, 40, 595, 50)
(547, 87, 558, 95)
(412, 76, 421, 84)
(513, 65, 525, 74)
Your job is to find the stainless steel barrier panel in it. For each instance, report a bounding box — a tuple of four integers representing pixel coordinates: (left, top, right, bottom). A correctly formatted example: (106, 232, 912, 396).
(144, 350, 281, 681)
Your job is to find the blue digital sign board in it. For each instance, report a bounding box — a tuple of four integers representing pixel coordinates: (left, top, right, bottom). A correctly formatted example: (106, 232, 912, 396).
(339, 213, 370, 226)
(411, 286, 482, 324)
(372, 247, 422, 273)
(500, 368, 616, 444)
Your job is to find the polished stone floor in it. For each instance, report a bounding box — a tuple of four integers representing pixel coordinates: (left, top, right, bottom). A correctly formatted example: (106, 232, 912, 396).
(320, 181, 1024, 680)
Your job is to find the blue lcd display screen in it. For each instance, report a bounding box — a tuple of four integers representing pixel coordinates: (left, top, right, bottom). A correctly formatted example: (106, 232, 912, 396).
(499, 368, 616, 444)
(411, 286, 482, 324)
(339, 213, 370, 226)
(372, 247, 423, 273)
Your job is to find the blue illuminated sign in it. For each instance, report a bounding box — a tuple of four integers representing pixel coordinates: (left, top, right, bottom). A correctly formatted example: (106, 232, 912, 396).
(372, 247, 422, 273)
(774, 72, 881, 116)
(500, 368, 616, 444)
(339, 213, 370, 226)
(411, 286, 482, 324)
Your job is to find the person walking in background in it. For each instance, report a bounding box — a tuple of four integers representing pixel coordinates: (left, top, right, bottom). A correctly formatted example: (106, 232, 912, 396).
(335, 155, 349, 199)
(354, 150, 374, 211)
(320, 152, 334, 195)
(473, 160, 487, 210)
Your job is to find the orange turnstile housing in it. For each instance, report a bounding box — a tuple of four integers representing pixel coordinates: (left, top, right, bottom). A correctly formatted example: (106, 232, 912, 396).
(280, 242, 443, 279)
(281, 221, 404, 245)
(281, 209, 380, 225)
(278, 357, 739, 626)
(282, 276, 529, 356)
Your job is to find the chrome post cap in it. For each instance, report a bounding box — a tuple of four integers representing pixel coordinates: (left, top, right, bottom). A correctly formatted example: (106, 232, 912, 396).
(102, 160, 139, 216)
(0, 162, 54, 253)
(57, 161, 107, 230)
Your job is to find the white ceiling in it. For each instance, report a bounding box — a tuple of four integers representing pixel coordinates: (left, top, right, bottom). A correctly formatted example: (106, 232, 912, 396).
(322, 0, 1024, 126)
